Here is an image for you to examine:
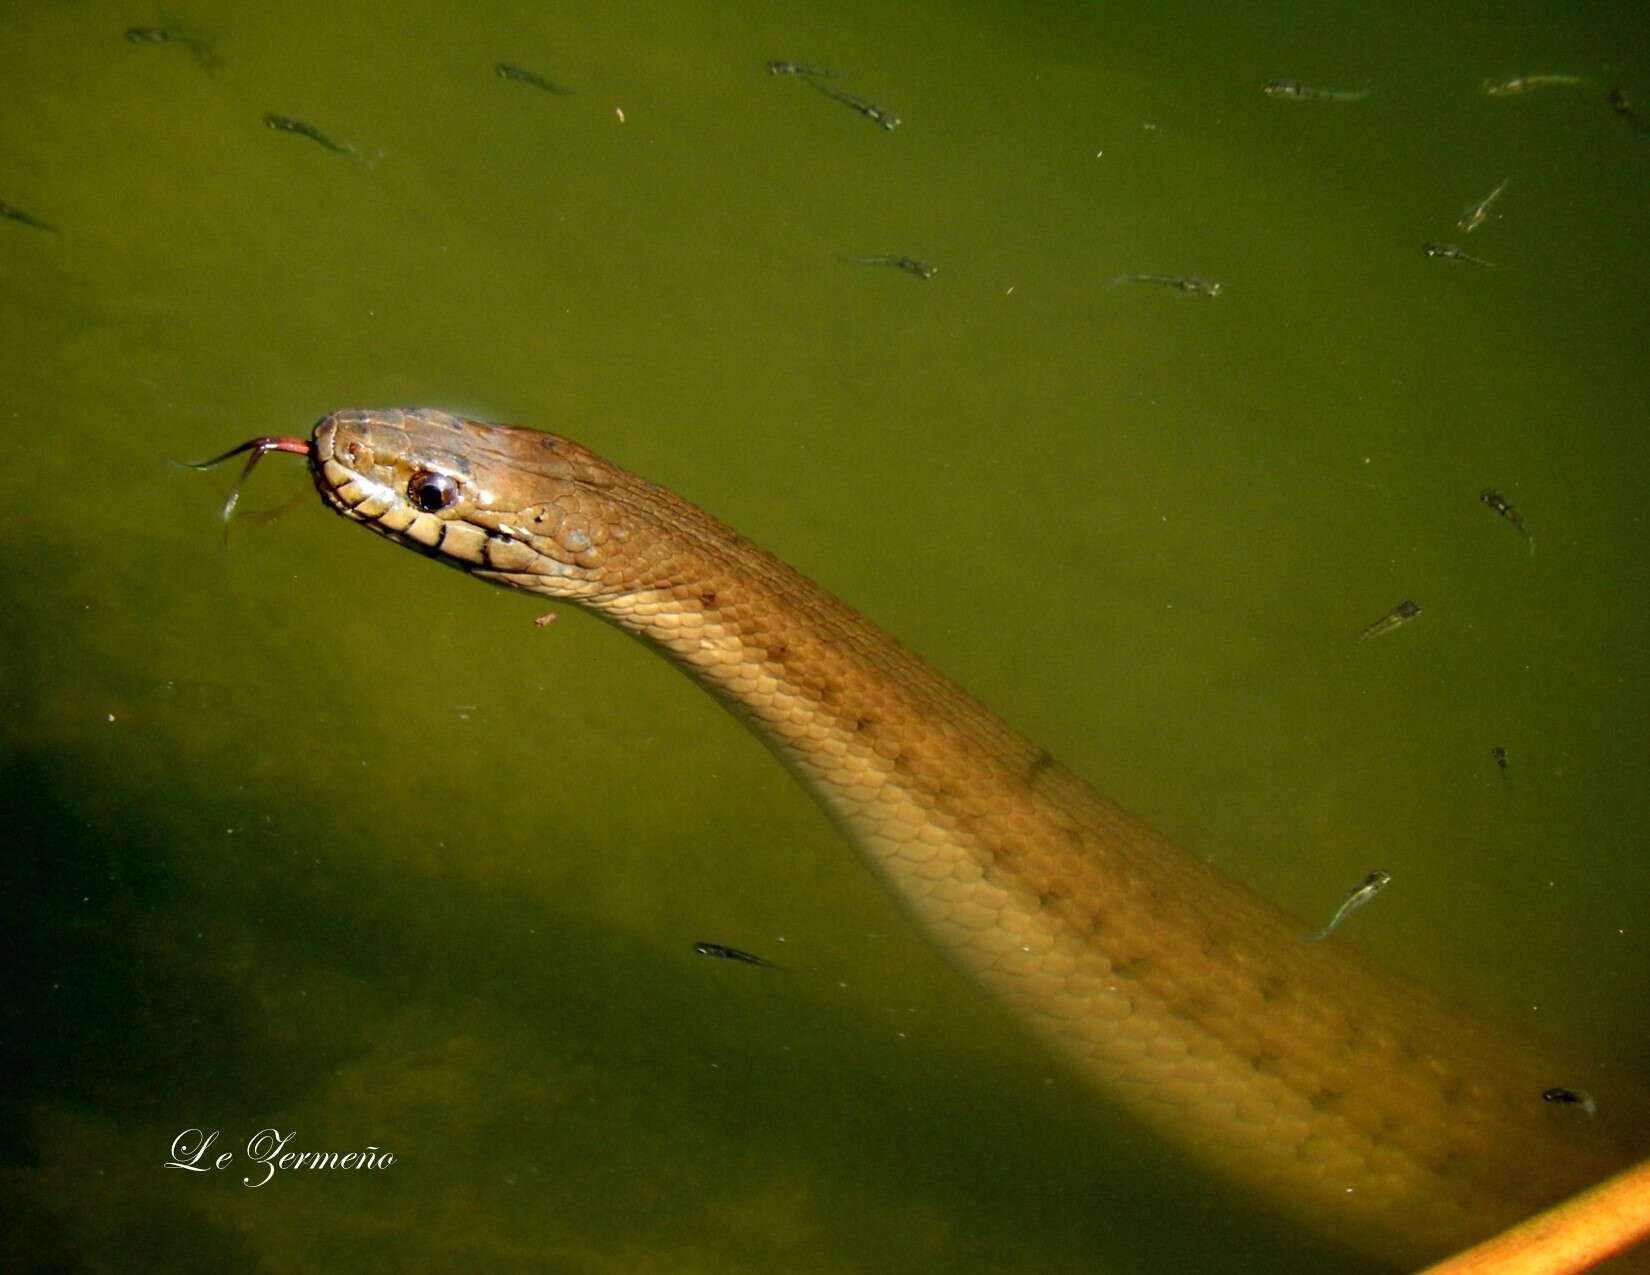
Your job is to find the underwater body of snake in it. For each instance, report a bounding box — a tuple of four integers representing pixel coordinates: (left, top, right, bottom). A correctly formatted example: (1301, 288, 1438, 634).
(236, 407, 1648, 1269)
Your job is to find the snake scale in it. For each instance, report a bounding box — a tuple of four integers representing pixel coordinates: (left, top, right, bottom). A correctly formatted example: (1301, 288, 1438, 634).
(264, 407, 1648, 1268)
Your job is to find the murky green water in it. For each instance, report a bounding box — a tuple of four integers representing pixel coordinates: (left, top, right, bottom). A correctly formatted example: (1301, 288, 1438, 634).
(4, 1, 1648, 1270)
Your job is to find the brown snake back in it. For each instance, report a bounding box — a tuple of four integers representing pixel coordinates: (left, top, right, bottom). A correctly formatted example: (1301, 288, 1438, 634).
(304, 407, 1650, 1269)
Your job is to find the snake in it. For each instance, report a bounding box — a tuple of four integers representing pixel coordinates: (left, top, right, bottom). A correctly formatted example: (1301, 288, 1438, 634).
(215, 407, 1650, 1269)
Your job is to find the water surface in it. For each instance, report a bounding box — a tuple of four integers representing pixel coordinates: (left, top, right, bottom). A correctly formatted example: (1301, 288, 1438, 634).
(4, 1, 1648, 1270)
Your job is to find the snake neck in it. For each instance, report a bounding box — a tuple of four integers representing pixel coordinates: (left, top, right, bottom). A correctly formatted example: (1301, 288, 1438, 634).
(306, 406, 1648, 1269)
(554, 518, 1650, 1270)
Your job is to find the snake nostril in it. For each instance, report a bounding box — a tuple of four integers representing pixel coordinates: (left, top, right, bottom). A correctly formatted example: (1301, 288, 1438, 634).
(408, 470, 459, 513)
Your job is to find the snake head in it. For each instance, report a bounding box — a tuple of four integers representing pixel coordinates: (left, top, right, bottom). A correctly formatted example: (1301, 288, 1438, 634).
(310, 407, 649, 602)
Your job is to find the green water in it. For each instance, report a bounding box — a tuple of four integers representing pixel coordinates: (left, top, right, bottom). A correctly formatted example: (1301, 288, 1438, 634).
(4, 1, 1648, 1270)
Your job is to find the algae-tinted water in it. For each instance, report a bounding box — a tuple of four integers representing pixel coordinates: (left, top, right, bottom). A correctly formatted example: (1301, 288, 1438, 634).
(3, 1, 1647, 1270)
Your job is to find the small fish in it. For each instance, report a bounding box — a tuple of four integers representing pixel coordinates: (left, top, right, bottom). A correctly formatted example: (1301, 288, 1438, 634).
(495, 63, 572, 94)
(767, 61, 845, 78)
(1543, 1087, 1597, 1117)
(125, 25, 220, 73)
(1482, 73, 1584, 96)
(1423, 242, 1498, 268)
(693, 941, 775, 968)
(1490, 746, 1508, 777)
(0, 199, 57, 234)
(1606, 87, 1649, 133)
(1480, 488, 1533, 552)
(1306, 870, 1392, 942)
(1260, 80, 1371, 102)
(839, 254, 937, 280)
(1357, 600, 1421, 644)
(1457, 178, 1508, 233)
(263, 114, 353, 155)
(802, 78, 900, 130)
(1105, 273, 1222, 297)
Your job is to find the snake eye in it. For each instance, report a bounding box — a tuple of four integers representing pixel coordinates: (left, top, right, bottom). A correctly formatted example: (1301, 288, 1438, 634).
(408, 471, 459, 513)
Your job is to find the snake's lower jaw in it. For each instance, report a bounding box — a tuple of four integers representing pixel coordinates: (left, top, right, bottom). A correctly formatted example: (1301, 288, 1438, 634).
(310, 469, 381, 529)
(309, 468, 351, 518)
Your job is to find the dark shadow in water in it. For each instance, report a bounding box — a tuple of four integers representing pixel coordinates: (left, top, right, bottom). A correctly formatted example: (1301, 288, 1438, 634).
(0, 579, 1379, 1273)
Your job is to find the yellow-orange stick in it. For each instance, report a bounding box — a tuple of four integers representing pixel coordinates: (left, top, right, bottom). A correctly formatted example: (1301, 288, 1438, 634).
(1419, 1156, 1650, 1274)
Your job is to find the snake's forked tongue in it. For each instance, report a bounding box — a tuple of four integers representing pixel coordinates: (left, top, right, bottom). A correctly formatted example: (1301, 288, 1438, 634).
(180, 436, 312, 526)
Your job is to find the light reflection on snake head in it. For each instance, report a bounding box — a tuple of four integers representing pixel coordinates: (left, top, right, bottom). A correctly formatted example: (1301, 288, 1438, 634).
(308, 407, 657, 603)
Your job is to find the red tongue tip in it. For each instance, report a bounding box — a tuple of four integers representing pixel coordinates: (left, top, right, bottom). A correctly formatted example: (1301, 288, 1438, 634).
(180, 435, 316, 531)
(181, 435, 312, 470)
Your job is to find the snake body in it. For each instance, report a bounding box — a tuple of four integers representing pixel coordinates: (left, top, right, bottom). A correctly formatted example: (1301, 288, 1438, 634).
(304, 407, 1649, 1268)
